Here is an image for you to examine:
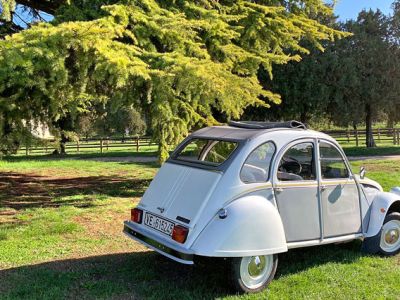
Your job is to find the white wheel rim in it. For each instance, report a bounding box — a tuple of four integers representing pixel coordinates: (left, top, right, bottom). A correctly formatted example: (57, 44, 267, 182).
(380, 220, 400, 253)
(239, 255, 274, 289)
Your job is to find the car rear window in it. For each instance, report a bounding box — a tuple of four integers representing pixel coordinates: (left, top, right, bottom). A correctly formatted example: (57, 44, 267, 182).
(174, 138, 238, 166)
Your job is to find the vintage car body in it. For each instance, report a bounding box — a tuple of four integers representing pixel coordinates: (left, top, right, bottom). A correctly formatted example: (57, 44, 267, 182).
(123, 121, 400, 293)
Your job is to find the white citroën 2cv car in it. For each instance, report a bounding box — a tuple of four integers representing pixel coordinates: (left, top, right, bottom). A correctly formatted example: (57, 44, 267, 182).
(124, 121, 400, 293)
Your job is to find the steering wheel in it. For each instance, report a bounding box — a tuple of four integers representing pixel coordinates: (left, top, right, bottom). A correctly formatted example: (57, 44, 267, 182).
(279, 156, 302, 175)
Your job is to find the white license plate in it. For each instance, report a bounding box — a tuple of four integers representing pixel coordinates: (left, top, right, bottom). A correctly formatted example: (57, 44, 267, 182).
(144, 212, 174, 236)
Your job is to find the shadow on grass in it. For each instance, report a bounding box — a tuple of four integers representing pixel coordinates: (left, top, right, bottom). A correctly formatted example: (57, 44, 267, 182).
(0, 242, 365, 299)
(0, 172, 151, 211)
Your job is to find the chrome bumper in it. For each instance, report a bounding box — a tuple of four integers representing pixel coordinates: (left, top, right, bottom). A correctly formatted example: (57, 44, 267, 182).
(123, 221, 194, 265)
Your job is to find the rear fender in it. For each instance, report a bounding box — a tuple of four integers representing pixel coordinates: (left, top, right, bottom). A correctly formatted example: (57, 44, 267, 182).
(191, 196, 287, 257)
(365, 192, 400, 237)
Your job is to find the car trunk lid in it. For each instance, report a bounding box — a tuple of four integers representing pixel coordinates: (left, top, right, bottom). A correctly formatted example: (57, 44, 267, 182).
(140, 162, 222, 227)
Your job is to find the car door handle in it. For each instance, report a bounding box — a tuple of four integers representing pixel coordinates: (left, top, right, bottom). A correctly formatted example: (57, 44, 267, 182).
(320, 185, 327, 192)
(275, 187, 284, 193)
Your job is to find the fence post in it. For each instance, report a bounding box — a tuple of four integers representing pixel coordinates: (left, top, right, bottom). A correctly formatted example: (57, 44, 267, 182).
(25, 144, 29, 156)
(100, 139, 103, 153)
(393, 129, 397, 145)
(77, 141, 80, 153)
(136, 136, 139, 152)
(106, 139, 109, 151)
(377, 128, 381, 142)
(355, 130, 359, 147)
(346, 129, 350, 143)
(45, 144, 48, 154)
(397, 129, 400, 145)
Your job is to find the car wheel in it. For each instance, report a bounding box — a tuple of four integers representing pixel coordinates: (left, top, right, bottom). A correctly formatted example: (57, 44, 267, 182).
(231, 254, 278, 293)
(379, 212, 400, 256)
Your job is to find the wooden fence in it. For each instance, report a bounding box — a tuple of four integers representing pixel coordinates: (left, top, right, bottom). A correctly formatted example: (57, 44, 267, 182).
(18, 128, 400, 155)
(323, 128, 400, 147)
(20, 136, 158, 155)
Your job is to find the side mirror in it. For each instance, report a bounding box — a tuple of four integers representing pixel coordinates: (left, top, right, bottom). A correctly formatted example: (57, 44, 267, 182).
(360, 166, 366, 180)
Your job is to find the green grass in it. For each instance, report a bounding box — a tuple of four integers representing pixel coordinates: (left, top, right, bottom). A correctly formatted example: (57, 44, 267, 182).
(350, 159, 400, 191)
(0, 156, 399, 299)
(343, 145, 400, 157)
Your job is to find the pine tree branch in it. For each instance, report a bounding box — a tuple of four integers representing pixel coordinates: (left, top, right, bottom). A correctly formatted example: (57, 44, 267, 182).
(15, 0, 66, 15)
(0, 20, 23, 38)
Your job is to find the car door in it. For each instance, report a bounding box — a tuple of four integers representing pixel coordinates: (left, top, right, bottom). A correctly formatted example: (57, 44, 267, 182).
(318, 140, 362, 237)
(274, 140, 321, 242)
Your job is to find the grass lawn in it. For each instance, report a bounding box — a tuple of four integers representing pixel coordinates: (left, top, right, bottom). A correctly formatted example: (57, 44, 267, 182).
(343, 145, 400, 157)
(0, 156, 399, 299)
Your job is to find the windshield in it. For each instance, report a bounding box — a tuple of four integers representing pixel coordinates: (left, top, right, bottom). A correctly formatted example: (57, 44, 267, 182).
(174, 138, 238, 166)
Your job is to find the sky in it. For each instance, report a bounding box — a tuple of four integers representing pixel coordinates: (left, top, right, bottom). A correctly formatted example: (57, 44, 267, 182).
(334, 0, 393, 21)
(13, 5, 53, 28)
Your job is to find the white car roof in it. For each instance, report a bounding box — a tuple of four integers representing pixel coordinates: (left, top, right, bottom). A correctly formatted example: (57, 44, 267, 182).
(191, 125, 335, 143)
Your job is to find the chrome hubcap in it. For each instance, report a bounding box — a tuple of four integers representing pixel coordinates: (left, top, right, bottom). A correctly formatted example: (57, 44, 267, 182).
(248, 256, 266, 277)
(240, 255, 274, 289)
(380, 220, 400, 252)
(385, 229, 399, 244)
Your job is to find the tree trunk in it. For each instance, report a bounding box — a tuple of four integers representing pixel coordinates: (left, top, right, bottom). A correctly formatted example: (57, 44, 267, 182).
(300, 111, 308, 124)
(387, 119, 394, 130)
(387, 118, 394, 137)
(365, 104, 376, 147)
(353, 123, 359, 147)
(1, 113, 20, 154)
(59, 132, 68, 155)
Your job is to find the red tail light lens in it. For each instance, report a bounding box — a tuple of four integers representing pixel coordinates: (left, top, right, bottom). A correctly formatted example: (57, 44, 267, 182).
(131, 208, 143, 224)
(172, 225, 189, 244)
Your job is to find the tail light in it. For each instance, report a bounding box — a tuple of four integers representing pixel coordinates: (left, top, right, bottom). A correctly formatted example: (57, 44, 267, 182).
(172, 225, 189, 244)
(131, 208, 143, 224)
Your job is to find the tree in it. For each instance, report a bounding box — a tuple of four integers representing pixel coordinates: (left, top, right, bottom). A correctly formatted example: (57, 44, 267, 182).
(91, 104, 146, 138)
(384, 0, 400, 128)
(76, 113, 96, 141)
(110, 107, 146, 137)
(252, 7, 399, 149)
(77, 105, 146, 141)
(242, 7, 341, 125)
(328, 10, 396, 147)
(0, 0, 348, 161)
(244, 43, 334, 124)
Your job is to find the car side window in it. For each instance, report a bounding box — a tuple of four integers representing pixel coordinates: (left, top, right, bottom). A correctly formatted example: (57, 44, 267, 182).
(240, 142, 275, 183)
(319, 142, 349, 179)
(278, 142, 316, 181)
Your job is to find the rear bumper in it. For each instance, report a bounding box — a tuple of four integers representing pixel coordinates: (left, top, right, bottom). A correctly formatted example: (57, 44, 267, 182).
(123, 221, 194, 265)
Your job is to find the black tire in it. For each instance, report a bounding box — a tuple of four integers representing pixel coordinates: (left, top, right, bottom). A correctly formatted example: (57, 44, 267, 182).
(230, 254, 278, 294)
(378, 212, 400, 256)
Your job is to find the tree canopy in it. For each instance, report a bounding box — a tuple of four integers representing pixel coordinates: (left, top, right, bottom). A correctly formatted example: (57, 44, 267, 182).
(0, 0, 348, 160)
(249, 5, 400, 148)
